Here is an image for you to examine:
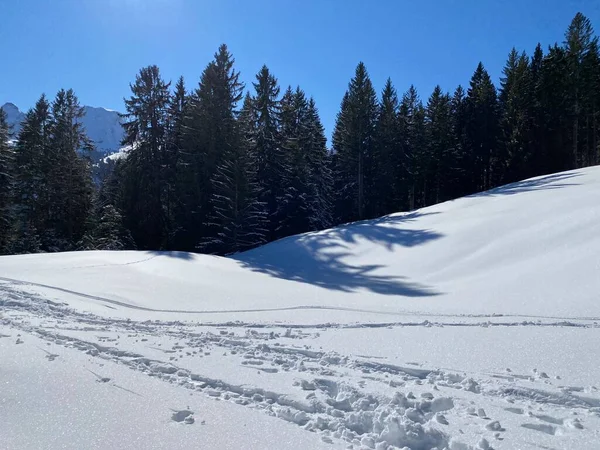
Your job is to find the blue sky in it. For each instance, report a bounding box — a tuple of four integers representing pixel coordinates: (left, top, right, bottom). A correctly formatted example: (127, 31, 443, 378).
(1, 0, 599, 140)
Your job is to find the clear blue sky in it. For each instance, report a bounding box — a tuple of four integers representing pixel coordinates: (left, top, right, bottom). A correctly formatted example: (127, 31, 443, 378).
(1, 0, 599, 141)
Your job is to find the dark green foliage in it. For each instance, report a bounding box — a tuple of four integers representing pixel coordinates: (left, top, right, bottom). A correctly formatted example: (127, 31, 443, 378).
(464, 63, 500, 192)
(332, 62, 378, 223)
(9, 91, 93, 253)
(278, 87, 333, 236)
(0, 109, 14, 252)
(249, 65, 287, 240)
(89, 204, 135, 251)
(120, 65, 171, 250)
(498, 48, 534, 183)
(399, 85, 426, 209)
(424, 86, 455, 205)
(372, 78, 402, 217)
(204, 94, 268, 254)
(45, 89, 94, 250)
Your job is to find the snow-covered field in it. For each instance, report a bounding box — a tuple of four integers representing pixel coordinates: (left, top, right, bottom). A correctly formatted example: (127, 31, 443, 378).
(2, 167, 600, 449)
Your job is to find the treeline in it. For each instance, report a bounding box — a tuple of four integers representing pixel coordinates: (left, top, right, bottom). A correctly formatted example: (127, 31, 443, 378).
(0, 13, 598, 255)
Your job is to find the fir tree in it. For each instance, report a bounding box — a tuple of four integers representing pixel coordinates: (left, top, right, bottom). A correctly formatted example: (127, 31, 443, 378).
(304, 97, 333, 230)
(465, 63, 499, 191)
(12, 95, 51, 253)
(424, 86, 454, 205)
(93, 204, 135, 251)
(564, 13, 598, 168)
(332, 62, 378, 222)
(120, 65, 171, 249)
(249, 65, 287, 240)
(45, 89, 94, 250)
(165, 76, 187, 247)
(179, 45, 244, 251)
(372, 78, 402, 216)
(498, 48, 534, 182)
(399, 85, 426, 209)
(0, 108, 14, 253)
(205, 94, 267, 254)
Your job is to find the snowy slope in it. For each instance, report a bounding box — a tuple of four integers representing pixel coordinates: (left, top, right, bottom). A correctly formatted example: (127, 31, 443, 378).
(2, 167, 600, 449)
(1, 102, 124, 154)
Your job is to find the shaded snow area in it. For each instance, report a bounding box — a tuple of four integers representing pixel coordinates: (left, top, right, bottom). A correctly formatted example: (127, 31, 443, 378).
(2, 167, 600, 449)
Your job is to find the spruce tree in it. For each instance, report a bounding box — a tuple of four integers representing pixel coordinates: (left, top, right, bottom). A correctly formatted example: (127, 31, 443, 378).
(165, 76, 187, 248)
(249, 65, 287, 240)
(538, 45, 572, 174)
(93, 204, 135, 251)
(205, 93, 267, 253)
(372, 78, 402, 216)
(498, 48, 534, 183)
(180, 45, 244, 251)
(0, 108, 14, 253)
(450, 85, 470, 198)
(277, 86, 309, 237)
(12, 95, 51, 253)
(120, 65, 171, 249)
(564, 13, 598, 168)
(424, 86, 454, 205)
(45, 89, 94, 250)
(332, 62, 378, 222)
(399, 85, 426, 209)
(304, 97, 333, 231)
(465, 63, 499, 192)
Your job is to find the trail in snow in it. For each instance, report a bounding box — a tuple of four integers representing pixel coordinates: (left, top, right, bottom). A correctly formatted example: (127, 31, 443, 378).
(2, 278, 599, 325)
(2, 284, 600, 450)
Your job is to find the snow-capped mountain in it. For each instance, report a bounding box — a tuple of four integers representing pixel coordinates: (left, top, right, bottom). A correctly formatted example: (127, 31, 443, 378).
(1, 102, 124, 155)
(1, 102, 25, 137)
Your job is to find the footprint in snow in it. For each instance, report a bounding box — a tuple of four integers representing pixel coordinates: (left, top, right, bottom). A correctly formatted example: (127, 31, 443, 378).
(171, 409, 195, 424)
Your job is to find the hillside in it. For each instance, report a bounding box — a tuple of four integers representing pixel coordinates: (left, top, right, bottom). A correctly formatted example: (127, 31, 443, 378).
(1, 167, 600, 449)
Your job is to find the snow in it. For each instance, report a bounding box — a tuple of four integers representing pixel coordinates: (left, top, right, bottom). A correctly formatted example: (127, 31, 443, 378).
(102, 144, 132, 163)
(2, 166, 600, 449)
(1, 102, 124, 155)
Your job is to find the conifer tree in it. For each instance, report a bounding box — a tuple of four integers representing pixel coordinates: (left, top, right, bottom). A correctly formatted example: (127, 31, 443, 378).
(424, 86, 454, 205)
(249, 65, 286, 240)
(205, 94, 267, 253)
(12, 95, 51, 253)
(332, 62, 378, 222)
(564, 13, 598, 168)
(120, 65, 171, 249)
(304, 97, 333, 230)
(372, 78, 402, 216)
(399, 85, 426, 209)
(180, 45, 244, 250)
(164, 76, 187, 247)
(93, 204, 135, 250)
(538, 45, 572, 174)
(499, 48, 534, 182)
(45, 89, 94, 250)
(465, 63, 499, 191)
(0, 108, 14, 253)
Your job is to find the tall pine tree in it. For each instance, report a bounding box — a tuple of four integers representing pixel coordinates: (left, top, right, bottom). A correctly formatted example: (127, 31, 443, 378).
(120, 65, 171, 249)
(0, 108, 14, 253)
(332, 62, 378, 222)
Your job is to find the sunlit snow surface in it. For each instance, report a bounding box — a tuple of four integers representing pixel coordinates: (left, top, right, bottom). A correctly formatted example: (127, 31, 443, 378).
(2, 167, 600, 449)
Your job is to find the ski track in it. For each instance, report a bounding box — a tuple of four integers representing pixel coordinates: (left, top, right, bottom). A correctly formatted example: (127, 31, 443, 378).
(2, 283, 600, 450)
(2, 276, 600, 324)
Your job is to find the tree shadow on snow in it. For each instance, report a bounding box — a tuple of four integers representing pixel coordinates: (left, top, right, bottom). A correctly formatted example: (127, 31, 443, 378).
(232, 212, 444, 297)
(469, 172, 581, 198)
(145, 251, 197, 260)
